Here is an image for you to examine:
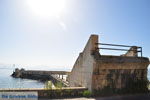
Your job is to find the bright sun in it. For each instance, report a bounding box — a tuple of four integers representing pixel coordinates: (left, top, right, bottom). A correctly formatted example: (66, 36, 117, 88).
(26, 0, 66, 17)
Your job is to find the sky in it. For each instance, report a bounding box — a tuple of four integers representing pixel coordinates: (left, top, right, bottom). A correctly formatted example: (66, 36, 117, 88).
(0, 0, 150, 70)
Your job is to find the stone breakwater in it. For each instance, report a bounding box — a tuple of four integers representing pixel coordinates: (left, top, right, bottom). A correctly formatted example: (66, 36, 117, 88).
(11, 68, 70, 87)
(11, 68, 52, 81)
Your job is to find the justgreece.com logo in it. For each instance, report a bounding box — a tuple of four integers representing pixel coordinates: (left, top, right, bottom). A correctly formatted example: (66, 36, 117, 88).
(0, 92, 38, 100)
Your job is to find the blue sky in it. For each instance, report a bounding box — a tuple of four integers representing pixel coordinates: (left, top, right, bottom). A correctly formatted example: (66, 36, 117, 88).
(0, 0, 150, 70)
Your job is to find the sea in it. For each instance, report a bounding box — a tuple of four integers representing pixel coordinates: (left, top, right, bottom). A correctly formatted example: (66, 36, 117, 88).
(0, 68, 44, 89)
(0, 65, 71, 89)
(0, 66, 149, 89)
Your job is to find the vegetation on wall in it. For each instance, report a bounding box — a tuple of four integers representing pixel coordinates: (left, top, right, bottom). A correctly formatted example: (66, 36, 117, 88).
(82, 90, 92, 97)
(122, 78, 149, 93)
(94, 78, 149, 96)
(55, 82, 63, 89)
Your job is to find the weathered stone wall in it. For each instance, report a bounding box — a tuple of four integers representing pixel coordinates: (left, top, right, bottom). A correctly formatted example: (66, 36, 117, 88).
(68, 35, 98, 91)
(92, 56, 149, 90)
(0, 87, 87, 99)
(68, 34, 150, 93)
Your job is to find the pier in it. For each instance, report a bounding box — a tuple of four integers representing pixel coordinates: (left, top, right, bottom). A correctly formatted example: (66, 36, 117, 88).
(12, 69, 70, 87)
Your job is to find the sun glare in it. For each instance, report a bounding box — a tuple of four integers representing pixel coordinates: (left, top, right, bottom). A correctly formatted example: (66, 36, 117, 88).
(26, 0, 66, 17)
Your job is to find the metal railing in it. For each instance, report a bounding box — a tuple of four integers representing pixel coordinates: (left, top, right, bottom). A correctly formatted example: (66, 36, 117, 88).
(96, 43, 143, 57)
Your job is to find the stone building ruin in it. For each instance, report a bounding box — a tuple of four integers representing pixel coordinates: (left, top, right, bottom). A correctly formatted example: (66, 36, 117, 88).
(68, 35, 149, 93)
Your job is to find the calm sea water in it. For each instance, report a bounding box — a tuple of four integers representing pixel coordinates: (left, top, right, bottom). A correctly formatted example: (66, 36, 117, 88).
(0, 68, 44, 89)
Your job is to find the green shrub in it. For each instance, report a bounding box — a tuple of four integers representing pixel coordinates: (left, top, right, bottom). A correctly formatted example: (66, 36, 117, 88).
(82, 90, 92, 97)
(44, 81, 52, 90)
(55, 82, 63, 89)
